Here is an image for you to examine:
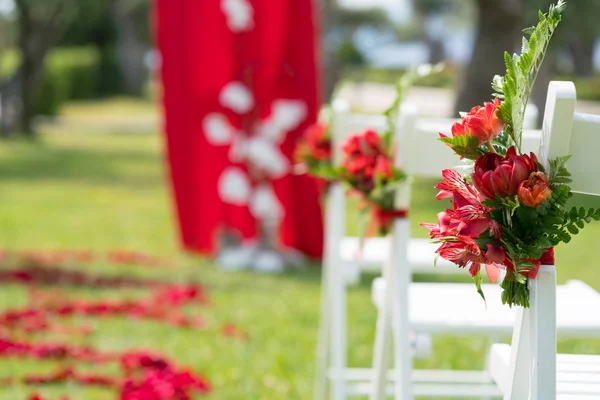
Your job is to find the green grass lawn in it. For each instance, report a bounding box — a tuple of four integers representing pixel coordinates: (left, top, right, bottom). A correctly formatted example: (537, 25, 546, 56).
(0, 128, 599, 399)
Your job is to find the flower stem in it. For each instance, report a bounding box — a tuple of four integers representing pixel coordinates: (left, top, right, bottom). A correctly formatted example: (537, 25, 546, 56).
(486, 142, 496, 153)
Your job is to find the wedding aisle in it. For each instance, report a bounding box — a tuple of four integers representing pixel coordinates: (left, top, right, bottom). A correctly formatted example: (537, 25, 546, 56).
(0, 129, 598, 399)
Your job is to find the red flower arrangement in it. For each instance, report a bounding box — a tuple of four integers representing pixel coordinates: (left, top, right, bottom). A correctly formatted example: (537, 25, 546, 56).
(294, 122, 334, 179)
(339, 129, 407, 234)
(422, 1, 600, 307)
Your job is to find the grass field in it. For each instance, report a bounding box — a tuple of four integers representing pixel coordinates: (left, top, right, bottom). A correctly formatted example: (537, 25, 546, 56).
(0, 120, 599, 399)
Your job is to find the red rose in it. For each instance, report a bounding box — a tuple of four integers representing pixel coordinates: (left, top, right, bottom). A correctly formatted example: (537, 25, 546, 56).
(343, 130, 382, 157)
(472, 146, 538, 200)
(463, 98, 504, 145)
(518, 171, 552, 207)
(341, 130, 386, 193)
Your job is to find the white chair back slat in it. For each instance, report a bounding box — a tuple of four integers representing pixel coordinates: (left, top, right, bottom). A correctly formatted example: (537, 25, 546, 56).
(408, 117, 464, 177)
(538, 82, 576, 171)
(567, 113, 600, 196)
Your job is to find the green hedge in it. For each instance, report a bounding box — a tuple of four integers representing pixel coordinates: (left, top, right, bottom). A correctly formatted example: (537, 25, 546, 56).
(1, 46, 122, 116)
(36, 47, 122, 116)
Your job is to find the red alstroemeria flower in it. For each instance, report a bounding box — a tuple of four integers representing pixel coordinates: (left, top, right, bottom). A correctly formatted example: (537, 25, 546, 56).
(435, 169, 480, 203)
(434, 237, 505, 283)
(472, 146, 538, 200)
(439, 99, 504, 147)
(421, 172, 505, 282)
(463, 98, 504, 144)
(518, 171, 552, 207)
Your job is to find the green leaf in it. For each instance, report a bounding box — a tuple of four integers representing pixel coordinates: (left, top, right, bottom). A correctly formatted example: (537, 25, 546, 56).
(522, 26, 535, 35)
(534, 236, 553, 248)
(492, 1, 565, 151)
(567, 224, 579, 235)
(570, 207, 579, 220)
(473, 269, 487, 307)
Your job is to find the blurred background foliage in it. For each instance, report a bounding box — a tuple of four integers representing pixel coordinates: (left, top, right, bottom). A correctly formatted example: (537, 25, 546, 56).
(0, 0, 599, 137)
(0, 0, 149, 136)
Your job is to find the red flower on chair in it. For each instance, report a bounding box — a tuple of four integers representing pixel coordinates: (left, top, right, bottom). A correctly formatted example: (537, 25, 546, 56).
(472, 147, 538, 200)
(338, 129, 407, 235)
(463, 98, 504, 145)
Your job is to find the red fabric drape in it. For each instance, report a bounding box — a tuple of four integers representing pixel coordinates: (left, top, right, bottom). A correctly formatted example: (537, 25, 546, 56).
(156, 0, 323, 259)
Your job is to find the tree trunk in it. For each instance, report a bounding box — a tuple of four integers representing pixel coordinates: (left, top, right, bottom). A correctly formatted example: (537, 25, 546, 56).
(569, 38, 595, 77)
(0, 75, 21, 136)
(111, 0, 146, 96)
(18, 5, 36, 136)
(425, 36, 445, 64)
(454, 0, 522, 114)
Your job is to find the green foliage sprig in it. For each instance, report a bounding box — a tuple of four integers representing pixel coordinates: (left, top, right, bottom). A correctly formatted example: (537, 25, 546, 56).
(492, 0, 566, 151)
(382, 63, 444, 146)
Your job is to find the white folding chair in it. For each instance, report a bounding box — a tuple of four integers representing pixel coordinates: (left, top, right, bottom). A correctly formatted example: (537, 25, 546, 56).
(315, 100, 463, 400)
(370, 83, 600, 400)
(488, 82, 600, 400)
(314, 98, 546, 399)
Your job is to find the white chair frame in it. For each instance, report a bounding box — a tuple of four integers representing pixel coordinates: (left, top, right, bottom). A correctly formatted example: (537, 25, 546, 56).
(488, 82, 600, 400)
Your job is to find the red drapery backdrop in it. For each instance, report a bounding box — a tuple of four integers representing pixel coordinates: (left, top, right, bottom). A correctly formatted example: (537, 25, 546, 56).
(156, 0, 323, 259)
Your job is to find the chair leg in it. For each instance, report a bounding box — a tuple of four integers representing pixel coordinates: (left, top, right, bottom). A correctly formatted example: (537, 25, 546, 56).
(330, 268, 348, 400)
(370, 291, 393, 400)
(314, 259, 332, 400)
(505, 308, 531, 400)
(390, 220, 412, 400)
(529, 266, 557, 400)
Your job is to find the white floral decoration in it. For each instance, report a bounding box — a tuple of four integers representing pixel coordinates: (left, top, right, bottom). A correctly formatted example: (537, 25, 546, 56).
(218, 167, 252, 206)
(246, 136, 289, 179)
(271, 100, 308, 132)
(221, 0, 254, 33)
(202, 113, 235, 145)
(250, 185, 284, 221)
(219, 81, 254, 114)
(210, 78, 308, 222)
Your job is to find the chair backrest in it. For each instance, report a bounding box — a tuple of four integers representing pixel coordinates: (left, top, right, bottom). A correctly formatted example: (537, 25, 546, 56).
(508, 81, 600, 399)
(540, 82, 600, 196)
(331, 99, 542, 177)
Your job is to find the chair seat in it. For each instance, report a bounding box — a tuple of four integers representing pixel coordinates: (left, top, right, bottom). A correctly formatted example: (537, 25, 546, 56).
(489, 343, 600, 399)
(340, 236, 458, 274)
(371, 278, 600, 336)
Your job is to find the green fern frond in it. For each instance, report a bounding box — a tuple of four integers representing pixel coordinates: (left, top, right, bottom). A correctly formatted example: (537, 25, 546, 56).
(493, 0, 565, 152)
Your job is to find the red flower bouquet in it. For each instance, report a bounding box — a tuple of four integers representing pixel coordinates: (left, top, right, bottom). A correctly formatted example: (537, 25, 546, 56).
(339, 128, 407, 235)
(335, 65, 443, 235)
(294, 122, 334, 180)
(422, 1, 600, 307)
